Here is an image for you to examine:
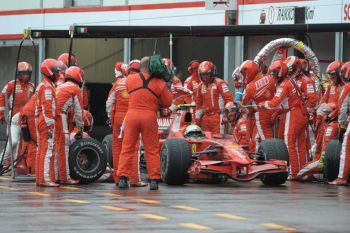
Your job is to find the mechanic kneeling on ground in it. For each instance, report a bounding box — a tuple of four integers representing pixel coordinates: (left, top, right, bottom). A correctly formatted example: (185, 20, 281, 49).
(329, 61, 350, 185)
(117, 55, 173, 190)
(19, 92, 37, 175)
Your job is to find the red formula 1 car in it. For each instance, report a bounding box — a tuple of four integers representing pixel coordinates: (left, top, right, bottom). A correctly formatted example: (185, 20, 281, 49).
(159, 103, 289, 186)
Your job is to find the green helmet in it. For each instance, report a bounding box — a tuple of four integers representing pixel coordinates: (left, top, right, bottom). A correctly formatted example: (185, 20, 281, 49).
(148, 55, 169, 79)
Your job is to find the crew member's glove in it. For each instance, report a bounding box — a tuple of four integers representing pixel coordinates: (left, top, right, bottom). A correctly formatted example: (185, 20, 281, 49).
(161, 108, 172, 117)
(339, 124, 346, 142)
(257, 102, 265, 109)
(74, 127, 84, 140)
(166, 81, 172, 90)
(47, 125, 54, 139)
(227, 111, 236, 122)
(106, 119, 112, 128)
(169, 104, 177, 112)
(271, 110, 280, 122)
(317, 155, 325, 171)
(221, 115, 228, 125)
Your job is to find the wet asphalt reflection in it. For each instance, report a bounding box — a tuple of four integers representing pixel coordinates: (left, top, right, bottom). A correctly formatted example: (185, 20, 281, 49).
(0, 176, 349, 233)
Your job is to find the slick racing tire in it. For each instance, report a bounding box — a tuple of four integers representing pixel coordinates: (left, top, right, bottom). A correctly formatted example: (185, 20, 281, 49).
(258, 139, 289, 186)
(69, 138, 107, 184)
(102, 134, 113, 167)
(258, 139, 289, 165)
(161, 138, 192, 185)
(324, 139, 341, 182)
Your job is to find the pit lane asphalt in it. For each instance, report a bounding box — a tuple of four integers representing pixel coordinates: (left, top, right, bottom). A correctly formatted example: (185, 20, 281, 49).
(0, 176, 349, 233)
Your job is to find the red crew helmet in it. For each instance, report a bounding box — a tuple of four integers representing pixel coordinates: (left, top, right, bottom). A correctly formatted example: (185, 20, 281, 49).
(187, 60, 200, 74)
(17, 61, 32, 83)
(198, 61, 217, 84)
(239, 60, 259, 84)
(268, 60, 288, 81)
(114, 62, 129, 78)
(40, 58, 62, 82)
(285, 56, 302, 76)
(65, 66, 85, 87)
(129, 59, 140, 73)
(58, 53, 78, 67)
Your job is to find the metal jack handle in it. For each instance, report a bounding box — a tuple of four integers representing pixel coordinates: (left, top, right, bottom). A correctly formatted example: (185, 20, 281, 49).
(68, 25, 75, 67)
(169, 33, 173, 69)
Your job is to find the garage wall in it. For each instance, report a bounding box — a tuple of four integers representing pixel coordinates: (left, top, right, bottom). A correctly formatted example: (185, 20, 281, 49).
(307, 32, 335, 73)
(175, 37, 224, 82)
(132, 37, 225, 82)
(342, 32, 350, 62)
(244, 35, 292, 62)
(131, 38, 171, 64)
(47, 38, 124, 84)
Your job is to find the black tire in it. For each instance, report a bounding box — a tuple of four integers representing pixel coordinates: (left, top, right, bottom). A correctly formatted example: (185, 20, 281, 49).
(324, 139, 341, 181)
(258, 139, 289, 186)
(102, 134, 113, 167)
(69, 138, 107, 184)
(161, 138, 192, 185)
(258, 139, 289, 165)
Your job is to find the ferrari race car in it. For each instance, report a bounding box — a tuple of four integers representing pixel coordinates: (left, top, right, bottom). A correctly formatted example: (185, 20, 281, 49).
(102, 86, 289, 186)
(159, 103, 289, 186)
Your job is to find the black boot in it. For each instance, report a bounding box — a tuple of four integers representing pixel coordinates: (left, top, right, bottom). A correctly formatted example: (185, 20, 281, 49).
(118, 176, 129, 189)
(149, 179, 159, 190)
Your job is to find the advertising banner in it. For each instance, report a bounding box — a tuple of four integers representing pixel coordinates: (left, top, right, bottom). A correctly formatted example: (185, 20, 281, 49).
(238, 0, 346, 25)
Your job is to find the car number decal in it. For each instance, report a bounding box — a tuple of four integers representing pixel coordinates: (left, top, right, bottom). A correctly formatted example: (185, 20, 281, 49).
(191, 144, 197, 153)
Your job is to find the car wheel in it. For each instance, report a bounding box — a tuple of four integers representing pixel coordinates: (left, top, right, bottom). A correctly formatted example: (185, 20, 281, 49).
(102, 134, 113, 167)
(69, 138, 107, 184)
(161, 138, 192, 185)
(258, 139, 289, 186)
(324, 139, 341, 182)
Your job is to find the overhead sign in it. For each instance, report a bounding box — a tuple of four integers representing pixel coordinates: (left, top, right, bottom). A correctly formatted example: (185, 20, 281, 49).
(205, 0, 237, 10)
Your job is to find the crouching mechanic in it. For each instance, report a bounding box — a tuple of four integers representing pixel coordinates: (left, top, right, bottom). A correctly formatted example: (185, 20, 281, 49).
(329, 61, 350, 185)
(195, 61, 234, 134)
(55, 66, 85, 185)
(19, 92, 37, 175)
(312, 61, 344, 161)
(0, 62, 35, 170)
(106, 61, 146, 187)
(117, 55, 173, 190)
(35, 58, 62, 187)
